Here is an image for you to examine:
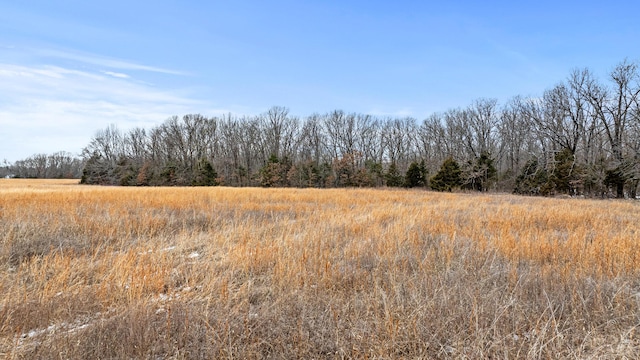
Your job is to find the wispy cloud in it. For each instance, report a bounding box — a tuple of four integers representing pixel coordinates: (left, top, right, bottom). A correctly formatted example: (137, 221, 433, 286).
(0, 62, 202, 161)
(102, 71, 130, 79)
(36, 48, 189, 76)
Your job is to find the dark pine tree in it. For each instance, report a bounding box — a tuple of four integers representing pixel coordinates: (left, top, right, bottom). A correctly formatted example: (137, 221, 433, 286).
(193, 158, 218, 186)
(430, 157, 462, 192)
(404, 160, 427, 188)
(385, 163, 404, 187)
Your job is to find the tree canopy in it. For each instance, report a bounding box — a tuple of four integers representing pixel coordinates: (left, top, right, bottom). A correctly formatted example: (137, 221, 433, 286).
(6, 59, 640, 198)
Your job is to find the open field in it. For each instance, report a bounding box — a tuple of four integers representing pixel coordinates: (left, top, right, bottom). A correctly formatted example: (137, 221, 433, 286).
(1, 179, 640, 358)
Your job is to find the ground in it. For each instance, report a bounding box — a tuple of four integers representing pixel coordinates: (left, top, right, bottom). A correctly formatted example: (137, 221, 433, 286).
(1, 179, 640, 358)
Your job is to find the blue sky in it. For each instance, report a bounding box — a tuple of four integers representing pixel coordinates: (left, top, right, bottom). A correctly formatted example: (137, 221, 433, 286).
(1, 0, 639, 162)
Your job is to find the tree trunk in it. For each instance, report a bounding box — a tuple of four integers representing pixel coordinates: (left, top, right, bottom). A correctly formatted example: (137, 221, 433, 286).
(617, 180, 625, 198)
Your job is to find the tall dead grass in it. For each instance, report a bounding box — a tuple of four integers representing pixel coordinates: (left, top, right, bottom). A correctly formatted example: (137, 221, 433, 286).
(1, 179, 640, 358)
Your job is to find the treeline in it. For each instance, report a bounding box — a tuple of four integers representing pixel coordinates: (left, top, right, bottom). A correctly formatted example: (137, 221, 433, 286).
(2, 152, 84, 179)
(80, 60, 640, 198)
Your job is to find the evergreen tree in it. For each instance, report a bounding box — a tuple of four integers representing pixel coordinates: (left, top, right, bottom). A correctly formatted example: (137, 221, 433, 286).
(548, 148, 581, 195)
(161, 162, 179, 186)
(115, 156, 138, 186)
(80, 153, 113, 185)
(365, 160, 385, 187)
(259, 155, 290, 187)
(464, 152, 497, 191)
(193, 158, 218, 186)
(430, 158, 462, 192)
(404, 160, 427, 188)
(605, 167, 626, 197)
(515, 149, 582, 196)
(513, 158, 549, 195)
(385, 163, 403, 187)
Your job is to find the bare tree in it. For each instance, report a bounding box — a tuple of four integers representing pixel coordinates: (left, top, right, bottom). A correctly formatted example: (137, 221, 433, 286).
(579, 61, 640, 197)
(83, 124, 125, 164)
(262, 106, 290, 159)
(381, 117, 416, 171)
(498, 97, 537, 182)
(418, 113, 449, 170)
(355, 114, 382, 165)
(323, 110, 357, 159)
(466, 98, 499, 158)
(299, 114, 327, 166)
(218, 114, 244, 185)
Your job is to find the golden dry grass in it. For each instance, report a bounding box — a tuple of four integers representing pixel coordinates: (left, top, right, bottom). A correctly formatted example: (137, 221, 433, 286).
(1, 179, 640, 358)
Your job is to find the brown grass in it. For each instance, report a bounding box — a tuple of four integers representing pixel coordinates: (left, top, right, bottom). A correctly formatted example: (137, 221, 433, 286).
(1, 179, 640, 358)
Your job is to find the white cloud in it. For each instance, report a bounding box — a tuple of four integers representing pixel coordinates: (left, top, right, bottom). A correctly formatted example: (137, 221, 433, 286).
(102, 71, 130, 79)
(0, 63, 204, 162)
(36, 48, 189, 76)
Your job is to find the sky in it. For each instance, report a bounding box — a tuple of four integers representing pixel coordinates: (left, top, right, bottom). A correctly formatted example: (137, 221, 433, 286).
(1, 0, 639, 162)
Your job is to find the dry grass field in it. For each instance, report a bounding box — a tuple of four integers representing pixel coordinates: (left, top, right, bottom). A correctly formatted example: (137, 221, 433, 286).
(1, 179, 640, 358)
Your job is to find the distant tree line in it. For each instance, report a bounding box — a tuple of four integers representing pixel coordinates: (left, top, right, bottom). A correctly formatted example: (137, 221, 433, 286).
(75, 59, 640, 198)
(2, 152, 84, 179)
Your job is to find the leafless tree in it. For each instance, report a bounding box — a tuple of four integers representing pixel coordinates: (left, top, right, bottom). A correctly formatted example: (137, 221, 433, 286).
(579, 61, 640, 197)
(381, 117, 417, 171)
(299, 114, 327, 166)
(262, 106, 290, 159)
(498, 97, 537, 178)
(418, 113, 449, 170)
(466, 98, 499, 158)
